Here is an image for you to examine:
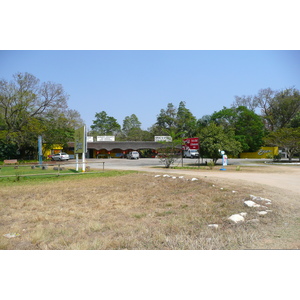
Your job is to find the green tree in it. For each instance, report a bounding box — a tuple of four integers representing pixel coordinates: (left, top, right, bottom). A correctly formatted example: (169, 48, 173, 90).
(211, 106, 265, 152)
(196, 115, 212, 130)
(42, 110, 84, 155)
(122, 114, 141, 134)
(176, 101, 197, 137)
(232, 87, 300, 131)
(0, 72, 80, 159)
(265, 127, 300, 162)
(289, 111, 300, 128)
(90, 111, 121, 136)
(198, 123, 243, 163)
(155, 103, 177, 134)
(153, 102, 197, 137)
(119, 114, 150, 141)
(118, 127, 153, 141)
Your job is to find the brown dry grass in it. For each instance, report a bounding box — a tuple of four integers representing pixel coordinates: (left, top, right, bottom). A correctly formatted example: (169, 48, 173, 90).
(0, 172, 298, 250)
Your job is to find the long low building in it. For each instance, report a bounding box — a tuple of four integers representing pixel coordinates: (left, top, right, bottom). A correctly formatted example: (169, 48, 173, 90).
(67, 141, 179, 158)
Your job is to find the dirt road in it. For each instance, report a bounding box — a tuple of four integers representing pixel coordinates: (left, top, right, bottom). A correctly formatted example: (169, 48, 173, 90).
(138, 164, 300, 195)
(89, 158, 300, 195)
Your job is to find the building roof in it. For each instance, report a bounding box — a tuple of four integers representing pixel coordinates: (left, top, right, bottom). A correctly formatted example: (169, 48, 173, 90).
(68, 141, 178, 151)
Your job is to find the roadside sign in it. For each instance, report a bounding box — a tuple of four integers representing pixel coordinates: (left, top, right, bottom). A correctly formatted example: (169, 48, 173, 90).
(74, 126, 86, 154)
(183, 138, 199, 150)
(155, 136, 172, 142)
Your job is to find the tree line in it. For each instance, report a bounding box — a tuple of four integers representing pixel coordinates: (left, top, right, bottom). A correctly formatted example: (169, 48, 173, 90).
(90, 88, 300, 162)
(1, 72, 300, 161)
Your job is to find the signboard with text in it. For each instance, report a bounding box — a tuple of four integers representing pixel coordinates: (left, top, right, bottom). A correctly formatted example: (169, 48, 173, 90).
(74, 126, 86, 154)
(97, 136, 115, 141)
(155, 136, 172, 142)
(183, 138, 199, 150)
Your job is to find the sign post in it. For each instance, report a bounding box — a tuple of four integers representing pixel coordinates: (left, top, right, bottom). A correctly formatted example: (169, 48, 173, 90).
(220, 150, 227, 170)
(74, 126, 87, 172)
(38, 135, 43, 165)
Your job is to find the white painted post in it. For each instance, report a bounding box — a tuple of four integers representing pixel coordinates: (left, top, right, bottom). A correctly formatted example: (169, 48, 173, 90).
(76, 154, 79, 171)
(82, 152, 86, 172)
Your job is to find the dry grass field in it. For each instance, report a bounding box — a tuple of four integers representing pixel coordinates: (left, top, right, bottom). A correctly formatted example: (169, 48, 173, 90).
(1, 168, 299, 250)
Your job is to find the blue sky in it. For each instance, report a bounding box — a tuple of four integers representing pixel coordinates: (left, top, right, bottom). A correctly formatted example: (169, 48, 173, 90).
(1, 50, 299, 131)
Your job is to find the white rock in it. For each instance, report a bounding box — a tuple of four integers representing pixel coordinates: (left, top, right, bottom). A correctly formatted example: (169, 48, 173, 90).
(244, 200, 262, 208)
(172, 176, 177, 179)
(232, 191, 237, 193)
(228, 214, 245, 223)
(257, 211, 268, 215)
(250, 195, 272, 203)
(163, 174, 171, 178)
(191, 178, 198, 181)
(154, 175, 161, 178)
(3, 233, 20, 239)
(178, 176, 184, 179)
(239, 212, 247, 217)
(208, 224, 219, 229)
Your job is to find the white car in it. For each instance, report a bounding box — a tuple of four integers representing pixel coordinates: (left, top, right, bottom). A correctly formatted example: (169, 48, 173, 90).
(127, 151, 139, 159)
(184, 149, 199, 158)
(51, 152, 70, 161)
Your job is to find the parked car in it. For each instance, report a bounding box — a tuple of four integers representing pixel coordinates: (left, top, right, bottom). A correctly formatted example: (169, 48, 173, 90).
(127, 151, 140, 159)
(184, 149, 199, 158)
(51, 152, 70, 161)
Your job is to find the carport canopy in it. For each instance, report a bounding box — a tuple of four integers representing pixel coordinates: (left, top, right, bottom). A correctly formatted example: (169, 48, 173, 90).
(68, 141, 180, 152)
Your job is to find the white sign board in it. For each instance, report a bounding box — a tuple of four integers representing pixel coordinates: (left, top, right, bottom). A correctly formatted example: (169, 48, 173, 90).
(97, 136, 115, 141)
(155, 136, 172, 142)
(87, 136, 94, 142)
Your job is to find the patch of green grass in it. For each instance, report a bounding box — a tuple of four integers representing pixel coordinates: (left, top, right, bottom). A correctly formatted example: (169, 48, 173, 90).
(133, 213, 147, 219)
(171, 166, 205, 170)
(0, 169, 137, 186)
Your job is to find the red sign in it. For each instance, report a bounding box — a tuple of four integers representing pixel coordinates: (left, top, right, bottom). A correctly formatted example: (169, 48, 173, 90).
(183, 138, 199, 150)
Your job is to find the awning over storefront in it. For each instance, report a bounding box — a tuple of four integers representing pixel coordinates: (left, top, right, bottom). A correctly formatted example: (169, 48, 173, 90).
(68, 141, 177, 152)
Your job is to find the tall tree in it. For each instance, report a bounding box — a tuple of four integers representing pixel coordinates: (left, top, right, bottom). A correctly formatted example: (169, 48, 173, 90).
(0, 72, 79, 159)
(176, 101, 197, 137)
(232, 87, 300, 131)
(154, 102, 197, 137)
(210, 106, 265, 152)
(156, 103, 177, 133)
(269, 88, 300, 130)
(90, 111, 121, 136)
(232, 94, 259, 111)
(122, 114, 141, 134)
